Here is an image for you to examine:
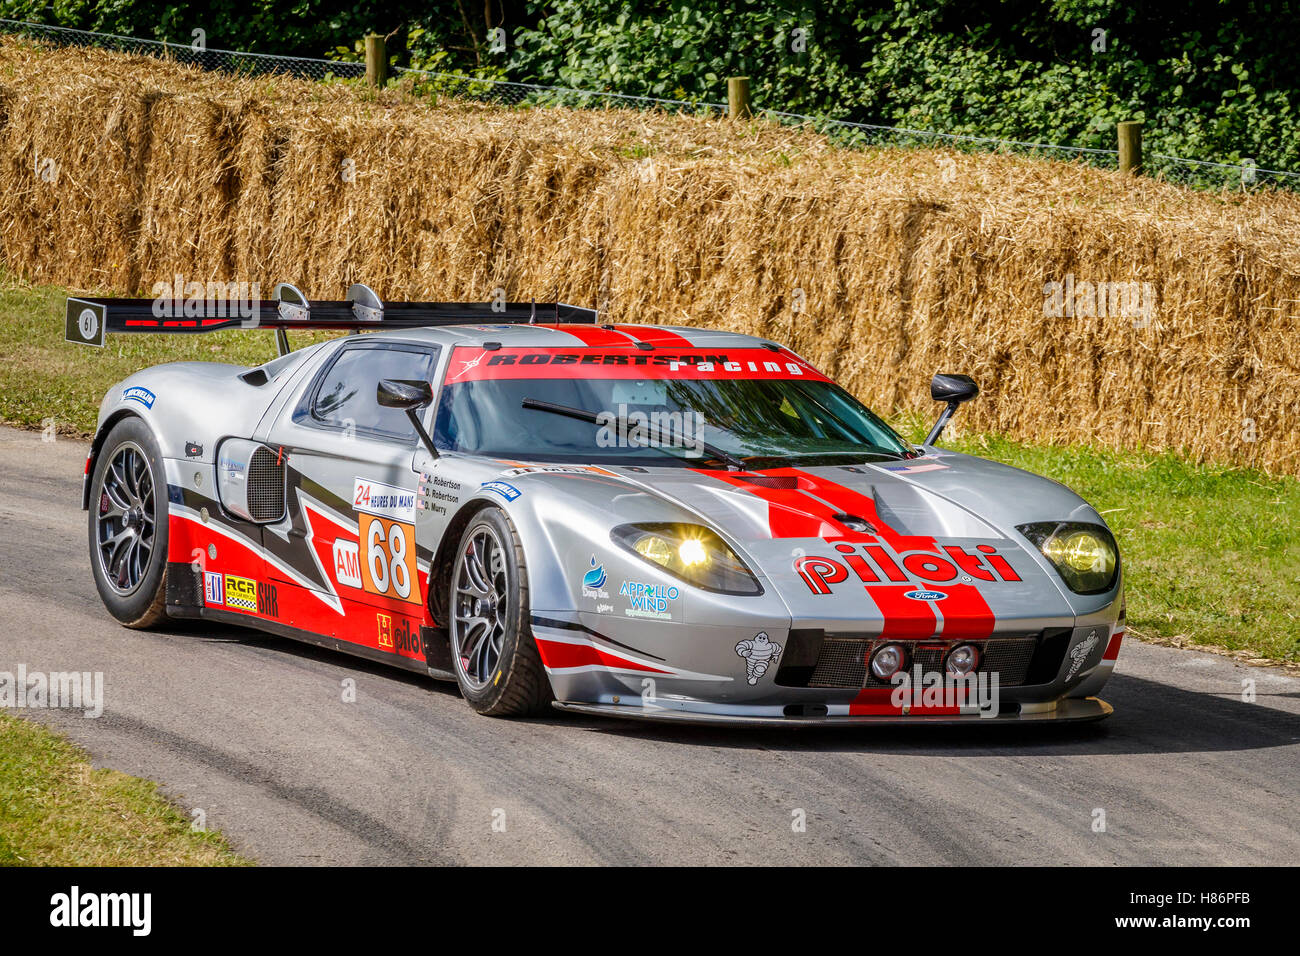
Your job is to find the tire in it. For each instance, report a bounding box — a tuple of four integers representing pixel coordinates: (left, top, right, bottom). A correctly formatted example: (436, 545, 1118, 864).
(448, 506, 551, 716)
(88, 417, 169, 628)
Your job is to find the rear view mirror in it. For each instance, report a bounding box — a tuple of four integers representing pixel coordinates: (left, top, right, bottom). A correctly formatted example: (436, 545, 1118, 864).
(924, 373, 979, 446)
(930, 373, 979, 405)
(377, 379, 438, 459)
(377, 378, 433, 410)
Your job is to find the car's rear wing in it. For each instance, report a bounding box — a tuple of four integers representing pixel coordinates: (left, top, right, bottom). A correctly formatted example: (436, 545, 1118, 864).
(65, 282, 599, 354)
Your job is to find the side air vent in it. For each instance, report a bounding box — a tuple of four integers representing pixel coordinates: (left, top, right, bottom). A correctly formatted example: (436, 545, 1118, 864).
(216, 438, 285, 524)
(246, 445, 286, 522)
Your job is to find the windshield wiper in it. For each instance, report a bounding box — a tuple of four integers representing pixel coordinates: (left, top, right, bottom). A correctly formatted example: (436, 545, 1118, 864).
(521, 398, 748, 471)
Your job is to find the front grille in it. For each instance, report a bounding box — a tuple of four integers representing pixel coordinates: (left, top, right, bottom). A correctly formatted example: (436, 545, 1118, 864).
(983, 638, 1038, 685)
(801, 636, 1038, 689)
(246, 446, 285, 522)
(806, 638, 868, 688)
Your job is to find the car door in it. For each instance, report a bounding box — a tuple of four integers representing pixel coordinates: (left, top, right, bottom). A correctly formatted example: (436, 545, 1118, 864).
(261, 339, 441, 664)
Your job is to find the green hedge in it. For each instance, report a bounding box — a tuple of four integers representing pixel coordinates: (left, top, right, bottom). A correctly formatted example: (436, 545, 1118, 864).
(5, 0, 1297, 170)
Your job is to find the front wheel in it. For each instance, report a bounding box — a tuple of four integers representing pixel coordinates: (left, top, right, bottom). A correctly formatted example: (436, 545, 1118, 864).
(88, 416, 169, 627)
(448, 507, 551, 716)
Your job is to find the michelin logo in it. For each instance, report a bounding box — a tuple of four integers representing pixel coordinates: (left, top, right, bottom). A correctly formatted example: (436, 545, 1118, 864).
(1065, 630, 1101, 681)
(735, 632, 782, 685)
(123, 386, 155, 408)
(480, 480, 521, 502)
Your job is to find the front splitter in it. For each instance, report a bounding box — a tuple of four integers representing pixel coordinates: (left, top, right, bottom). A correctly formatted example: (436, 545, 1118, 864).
(552, 696, 1113, 727)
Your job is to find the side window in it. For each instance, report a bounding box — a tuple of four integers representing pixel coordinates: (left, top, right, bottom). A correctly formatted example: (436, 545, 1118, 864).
(308, 344, 438, 440)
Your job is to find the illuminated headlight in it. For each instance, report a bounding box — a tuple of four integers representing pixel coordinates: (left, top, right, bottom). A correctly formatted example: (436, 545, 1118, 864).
(870, 643, 907, 680)
(611, 523, 763, 595)
(1017, 521, 1119, 594)
(945, 644, 980, 676)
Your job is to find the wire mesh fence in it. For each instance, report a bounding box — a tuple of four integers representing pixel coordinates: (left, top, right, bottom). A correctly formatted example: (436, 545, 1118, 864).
(2, 17, 1295, 191)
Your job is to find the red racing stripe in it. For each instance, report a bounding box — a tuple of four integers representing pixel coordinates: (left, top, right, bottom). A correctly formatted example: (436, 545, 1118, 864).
(933, 583, 995, 640)
(697, 468, 873, 540)
(615, 325, 693, 346)
(788, 470, 938, 553)
(534, 637, 672, 674)
(865, 584, 937, 639)
(532, 324, 637, 347)
(847, 687, 961, 717)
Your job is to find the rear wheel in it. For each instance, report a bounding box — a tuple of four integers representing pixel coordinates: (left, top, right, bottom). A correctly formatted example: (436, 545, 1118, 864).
(448, 507, 551, 716)
(88, 417, 169, 628)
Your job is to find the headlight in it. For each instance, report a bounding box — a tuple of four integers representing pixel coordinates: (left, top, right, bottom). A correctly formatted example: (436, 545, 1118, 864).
(611, 523, 763, 595)
(1017, 521, 1119, 594)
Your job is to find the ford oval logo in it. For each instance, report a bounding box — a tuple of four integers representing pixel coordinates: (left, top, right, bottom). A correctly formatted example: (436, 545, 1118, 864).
(904, 589, 947, 601)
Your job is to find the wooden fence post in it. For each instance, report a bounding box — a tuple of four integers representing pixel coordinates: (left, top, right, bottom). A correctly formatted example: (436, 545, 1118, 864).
(365, 34, 387, 87)
(1118, 120, 1143, 175)
(727, 77, 751, 120)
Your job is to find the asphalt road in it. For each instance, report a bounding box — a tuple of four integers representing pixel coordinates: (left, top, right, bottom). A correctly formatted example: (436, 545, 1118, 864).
(2, 425, 1297, 865)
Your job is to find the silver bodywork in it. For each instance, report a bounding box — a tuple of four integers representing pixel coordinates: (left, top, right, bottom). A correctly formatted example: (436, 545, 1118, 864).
(87, 322, 1123, 724)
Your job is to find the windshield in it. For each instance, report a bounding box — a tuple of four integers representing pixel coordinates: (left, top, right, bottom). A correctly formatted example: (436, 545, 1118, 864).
(433, 346, 911, 467)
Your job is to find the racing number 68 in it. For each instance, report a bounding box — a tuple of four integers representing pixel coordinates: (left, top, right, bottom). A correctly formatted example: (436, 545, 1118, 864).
(360, 514, 419, 604)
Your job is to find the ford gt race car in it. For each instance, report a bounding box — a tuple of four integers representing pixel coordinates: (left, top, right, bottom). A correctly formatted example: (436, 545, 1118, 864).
(67, 284, 1124, 725)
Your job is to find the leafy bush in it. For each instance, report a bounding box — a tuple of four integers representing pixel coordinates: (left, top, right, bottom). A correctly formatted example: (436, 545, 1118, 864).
(6, 0, 1299, 170)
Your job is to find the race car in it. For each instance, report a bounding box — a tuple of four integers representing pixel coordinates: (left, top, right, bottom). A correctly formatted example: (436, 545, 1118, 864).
(68, 283, 1124, 725)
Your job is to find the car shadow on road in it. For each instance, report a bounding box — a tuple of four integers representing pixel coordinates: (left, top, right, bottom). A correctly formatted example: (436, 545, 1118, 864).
(173, 620, 464, 699)
(178, 623, 1299, 758)
(568, 673, 1300, 757)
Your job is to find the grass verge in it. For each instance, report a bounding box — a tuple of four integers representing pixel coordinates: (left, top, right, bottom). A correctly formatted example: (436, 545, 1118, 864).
(0, 277, 340, 434)
(4, 276, 1297, 664)
(0, 712, 249, 865)
(933, 430, 1299, 664)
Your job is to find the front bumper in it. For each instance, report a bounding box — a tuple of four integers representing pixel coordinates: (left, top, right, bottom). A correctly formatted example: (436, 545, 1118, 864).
(553, 696, 1113, 727)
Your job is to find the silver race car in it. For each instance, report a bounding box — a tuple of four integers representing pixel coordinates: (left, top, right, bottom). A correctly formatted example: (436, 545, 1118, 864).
(67, 284, 1124, 726)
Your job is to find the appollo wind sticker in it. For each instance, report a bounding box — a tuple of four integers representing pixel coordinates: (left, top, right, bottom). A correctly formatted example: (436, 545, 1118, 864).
(620, 581, 679, 619)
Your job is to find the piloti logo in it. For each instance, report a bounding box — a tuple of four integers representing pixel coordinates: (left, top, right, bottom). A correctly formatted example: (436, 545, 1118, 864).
(796, 542, 1021, 594)
(376, 613, 420, 655)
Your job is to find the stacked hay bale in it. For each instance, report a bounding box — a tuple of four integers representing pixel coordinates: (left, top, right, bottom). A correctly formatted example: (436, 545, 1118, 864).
(1, 37, 1297, 472)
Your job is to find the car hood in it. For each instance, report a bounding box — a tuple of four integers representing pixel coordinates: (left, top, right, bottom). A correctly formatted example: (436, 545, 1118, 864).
(508, 450, 1106, 633)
